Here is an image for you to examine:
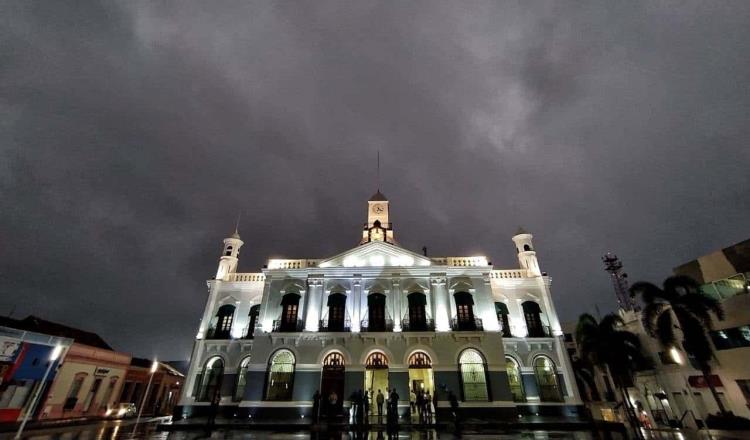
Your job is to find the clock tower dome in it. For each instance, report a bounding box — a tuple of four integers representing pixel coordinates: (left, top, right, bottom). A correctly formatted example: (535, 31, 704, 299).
(360, 190, 396, 244)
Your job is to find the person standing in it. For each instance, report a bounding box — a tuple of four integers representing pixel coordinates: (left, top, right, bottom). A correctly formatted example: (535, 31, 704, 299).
(363, 391, 370, 422)
(448, 390, 459, 423)
(328, 390, 338, 421)
(312, 390, 321, 424)
(376, 389, 385, 419)
(409, 389, 416, 415)
(424, 391, 433, 423)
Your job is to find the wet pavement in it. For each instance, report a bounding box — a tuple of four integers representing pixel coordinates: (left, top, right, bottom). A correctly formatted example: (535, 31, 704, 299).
(0, 419, 623, 440)
(3, 419, 746, 440)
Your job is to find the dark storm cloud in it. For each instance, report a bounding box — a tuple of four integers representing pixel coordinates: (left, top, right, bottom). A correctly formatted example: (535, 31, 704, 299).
(1, 1, 748, 359)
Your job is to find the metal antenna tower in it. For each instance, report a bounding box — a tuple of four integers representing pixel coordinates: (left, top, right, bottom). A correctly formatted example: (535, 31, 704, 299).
(602, 252, 637, 311)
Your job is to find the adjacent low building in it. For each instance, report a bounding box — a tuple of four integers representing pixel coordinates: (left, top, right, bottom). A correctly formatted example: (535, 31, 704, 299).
(0, 316, 131, 422)
(0, 324, 72, 423)
(117, 358, 184, 417)
(565, 239, 750, 429)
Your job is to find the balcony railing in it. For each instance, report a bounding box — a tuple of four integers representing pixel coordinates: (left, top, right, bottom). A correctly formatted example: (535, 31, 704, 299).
(360, 319, 394, 332)
(527, 325, 552, 338)
(319, 318, 351, 332)
(450, 317, 484, 331)
(272, 319, 304, 332)
(205, 326, 231, 340)
(401, 318, 435, 332)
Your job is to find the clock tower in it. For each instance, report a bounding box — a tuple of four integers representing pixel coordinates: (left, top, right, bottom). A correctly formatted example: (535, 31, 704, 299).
(360, 190, 396, 244)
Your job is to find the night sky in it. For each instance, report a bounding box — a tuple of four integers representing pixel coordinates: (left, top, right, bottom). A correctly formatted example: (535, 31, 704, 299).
(2, 1, 749, 361)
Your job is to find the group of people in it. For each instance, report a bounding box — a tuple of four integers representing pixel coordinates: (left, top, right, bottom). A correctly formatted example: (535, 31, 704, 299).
(349, 388, 401, 425)
(408, 388, 435, 424)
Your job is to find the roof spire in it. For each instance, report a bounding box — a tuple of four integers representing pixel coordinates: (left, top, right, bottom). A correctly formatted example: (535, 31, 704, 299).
(377, 150, 380, 191)
(231, 213, 241, 239)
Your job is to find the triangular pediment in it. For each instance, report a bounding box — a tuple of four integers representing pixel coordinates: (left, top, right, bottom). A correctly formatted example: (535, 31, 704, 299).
(318, 241, 431, 268)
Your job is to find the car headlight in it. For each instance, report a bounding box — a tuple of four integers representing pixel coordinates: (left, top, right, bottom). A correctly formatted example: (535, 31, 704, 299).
(105, 409, 113, 416)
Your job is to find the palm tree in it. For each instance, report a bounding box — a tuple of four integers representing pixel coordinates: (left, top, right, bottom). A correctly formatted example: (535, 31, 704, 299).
(576, 313, 646, 433)
(630, 275, 726, 415)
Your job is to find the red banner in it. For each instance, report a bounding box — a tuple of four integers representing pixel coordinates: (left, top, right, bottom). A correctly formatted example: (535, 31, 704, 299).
(688, 375, 723, 388)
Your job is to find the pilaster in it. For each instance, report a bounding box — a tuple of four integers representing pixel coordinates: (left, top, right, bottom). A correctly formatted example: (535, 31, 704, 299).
(430, 274, 450, 331)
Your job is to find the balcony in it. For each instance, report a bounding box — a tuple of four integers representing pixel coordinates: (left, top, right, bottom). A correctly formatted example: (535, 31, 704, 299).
(450, 317, 484, 331)
(401, 318, 435, 332)
(319, 318, 351, 332)
(527, 325, 552, 338)
(205, 327, 231, 340)
(360, 319, 394, 332)
(272, 319, 304, 332)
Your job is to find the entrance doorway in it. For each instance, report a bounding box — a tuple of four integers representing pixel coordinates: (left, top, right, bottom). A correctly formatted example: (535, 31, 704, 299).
(364, 352, 389, 416)
(321, 352, 345, 417)
(408, 352, 434, 422)
(408, 352, 434, 395)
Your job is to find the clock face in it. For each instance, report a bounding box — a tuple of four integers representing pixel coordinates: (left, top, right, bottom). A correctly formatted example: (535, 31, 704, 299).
(372, 204, 385, 214)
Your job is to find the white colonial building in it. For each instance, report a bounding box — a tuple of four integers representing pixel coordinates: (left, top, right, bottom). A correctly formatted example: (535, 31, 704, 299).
(177, 191, 581, 421)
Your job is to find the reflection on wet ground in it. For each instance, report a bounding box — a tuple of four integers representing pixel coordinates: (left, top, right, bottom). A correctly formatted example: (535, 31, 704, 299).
(1, 421, 622, 440)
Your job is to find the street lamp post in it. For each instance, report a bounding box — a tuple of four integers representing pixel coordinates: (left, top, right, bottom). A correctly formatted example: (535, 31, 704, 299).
(15, 344, 64, 440)
(131, 359, 158, 438)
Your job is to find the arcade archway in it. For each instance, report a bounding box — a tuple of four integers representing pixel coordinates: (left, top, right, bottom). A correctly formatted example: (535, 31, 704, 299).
(321, 352, 345, 416)
(407, 351, 434, 397)
(364, 351, 389, 415)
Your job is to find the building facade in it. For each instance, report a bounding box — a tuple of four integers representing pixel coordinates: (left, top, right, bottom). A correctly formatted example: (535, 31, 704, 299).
(117, 358, 184, 417)
(0, 325, 72, 423)
(627, 239, 750, 428)
(0, 316, 131, 423)
(177, 191, 581, 420)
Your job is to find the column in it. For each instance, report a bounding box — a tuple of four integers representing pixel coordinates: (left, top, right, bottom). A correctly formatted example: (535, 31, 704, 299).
(198, 281, 220, 338)
(305, 277, 323, 331)
(430, 275, 450, 332)
(392, 277, 402, 331)
(351, 276, 362, 332)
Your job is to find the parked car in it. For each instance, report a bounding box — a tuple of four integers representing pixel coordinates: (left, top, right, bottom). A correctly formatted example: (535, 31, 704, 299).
(105, 403, 136, 418)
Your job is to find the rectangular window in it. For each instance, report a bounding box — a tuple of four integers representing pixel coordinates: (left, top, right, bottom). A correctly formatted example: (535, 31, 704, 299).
(710, 325, 750, 350)
(736, 380, 750, 407)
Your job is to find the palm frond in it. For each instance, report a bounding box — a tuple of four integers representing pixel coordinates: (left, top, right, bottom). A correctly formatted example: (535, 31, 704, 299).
(630, 281, 664, 304)
(575, 313, 599, 345)
(654, 311, 676, 347)
(641, 302, 668, 335)
(600, 313, 625, 332)
(664, 275, 701, 295)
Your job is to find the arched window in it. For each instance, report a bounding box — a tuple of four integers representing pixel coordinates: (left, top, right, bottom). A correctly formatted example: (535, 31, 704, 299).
(406, 292, 428, 331)
(458, 349, 488, 401)
(245, 305, 260, 339)
(278, 293, 301, 332)
(63, 373, 87, 410)
(234, 357, 251, 401)
(505, 357, 525, 402)
(523, 244, 531, 251)
(196, 357, 224, 402)
(522, 301, 545, 337)
(225, 246, 233, 256)
(266, 349, 295, 401)
(323, 352, 345, 367)
(453, 292, 478, 331)
(365, 352, 389, 369)
(534, 356, 562, 402)
(495, 302, 512, 337)
(365, 293, 388, 332)
(408, 352, 432, 368)
(326, 293, 347, 331)
(212, 305, 235, 339)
